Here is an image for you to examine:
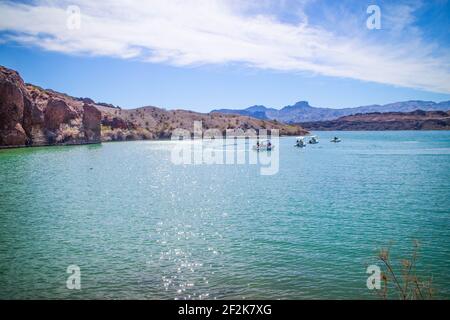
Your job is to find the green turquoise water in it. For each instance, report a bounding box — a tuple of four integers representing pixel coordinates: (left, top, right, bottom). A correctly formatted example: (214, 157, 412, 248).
(0, 131, 449, 299)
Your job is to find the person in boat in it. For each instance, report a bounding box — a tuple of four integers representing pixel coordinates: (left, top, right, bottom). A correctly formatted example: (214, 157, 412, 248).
(331, 136, 341, 143)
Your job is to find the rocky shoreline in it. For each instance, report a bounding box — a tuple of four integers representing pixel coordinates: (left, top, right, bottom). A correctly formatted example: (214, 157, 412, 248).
(0, 66, 102, 148)
(300, 110, 450, 131)
(0, 66, 308, 149)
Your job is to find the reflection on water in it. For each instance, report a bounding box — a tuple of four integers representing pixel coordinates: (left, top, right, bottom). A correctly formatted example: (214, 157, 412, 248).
(0, 131, 449, 299)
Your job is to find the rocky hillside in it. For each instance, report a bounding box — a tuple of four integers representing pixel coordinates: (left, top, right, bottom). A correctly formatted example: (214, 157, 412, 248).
(213, 100, 450, 123)
(0, 66, 101, 147)
(98, 105, 306, 141)
(299, 110, 450, 131)
(0, 66, 307, 148)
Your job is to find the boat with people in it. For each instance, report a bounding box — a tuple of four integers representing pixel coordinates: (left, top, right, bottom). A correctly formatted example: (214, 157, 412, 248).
(295, 137, 306, 148)
(308, 135, 319, 144)
(330, 137, 341, 143)
(253, 140, 275, 151)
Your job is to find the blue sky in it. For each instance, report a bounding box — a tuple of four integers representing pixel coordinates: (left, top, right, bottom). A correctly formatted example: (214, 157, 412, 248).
(0, 0, 449, 112)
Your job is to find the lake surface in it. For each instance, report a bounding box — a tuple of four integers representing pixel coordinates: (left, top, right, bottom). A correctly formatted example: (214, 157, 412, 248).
(0, 131, 449, 299)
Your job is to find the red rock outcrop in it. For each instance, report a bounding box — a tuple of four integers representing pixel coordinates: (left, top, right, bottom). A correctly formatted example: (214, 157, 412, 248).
(0, 66, 102, 147)
(0, 66, 32, 146)
(82, 103, 102, 142)
(44, 98, 78, 131)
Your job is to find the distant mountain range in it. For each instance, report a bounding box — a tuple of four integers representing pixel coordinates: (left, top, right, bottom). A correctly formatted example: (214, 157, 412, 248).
(213, 100, 450, 123)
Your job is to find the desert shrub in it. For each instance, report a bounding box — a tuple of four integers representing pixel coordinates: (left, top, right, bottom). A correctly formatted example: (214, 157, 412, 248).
(101, 125, 112, 132)
(102, 128, 128, 141)
(55, 124, 80, 143)
(136, 128, 153, 140)
(373, 240, 434, 300)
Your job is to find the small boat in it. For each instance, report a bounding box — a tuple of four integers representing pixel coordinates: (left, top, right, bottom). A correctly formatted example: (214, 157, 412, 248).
(308, 135, 319, 144)
(253, 145, 274, 151)
(330, 137, 341, 143)
(295, 137, 306, 148)
(253, 140, 275, 151)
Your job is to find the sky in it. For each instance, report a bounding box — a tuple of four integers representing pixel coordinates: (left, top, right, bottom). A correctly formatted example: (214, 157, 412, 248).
(0, 0, 449, 112)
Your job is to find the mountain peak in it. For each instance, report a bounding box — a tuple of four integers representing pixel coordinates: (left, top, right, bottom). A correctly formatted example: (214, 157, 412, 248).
(293, 101, 311, 108)
(281, 101, 312, 111)
(245, 105, 267, 112)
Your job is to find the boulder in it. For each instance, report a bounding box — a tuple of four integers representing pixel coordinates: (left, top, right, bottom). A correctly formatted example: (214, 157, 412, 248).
(44, 98, 78, 131)
(82, 104, 102, 142)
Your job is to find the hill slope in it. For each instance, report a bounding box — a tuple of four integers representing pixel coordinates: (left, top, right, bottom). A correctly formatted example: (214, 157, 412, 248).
(0, 66, 307, 148)
(97, 105, 306, 141)
(299, 110, 450, 131)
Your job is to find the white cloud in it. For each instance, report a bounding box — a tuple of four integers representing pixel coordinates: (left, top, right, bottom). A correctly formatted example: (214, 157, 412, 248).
(383, 1, 421, 33)
(0, 0, 449, 93)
